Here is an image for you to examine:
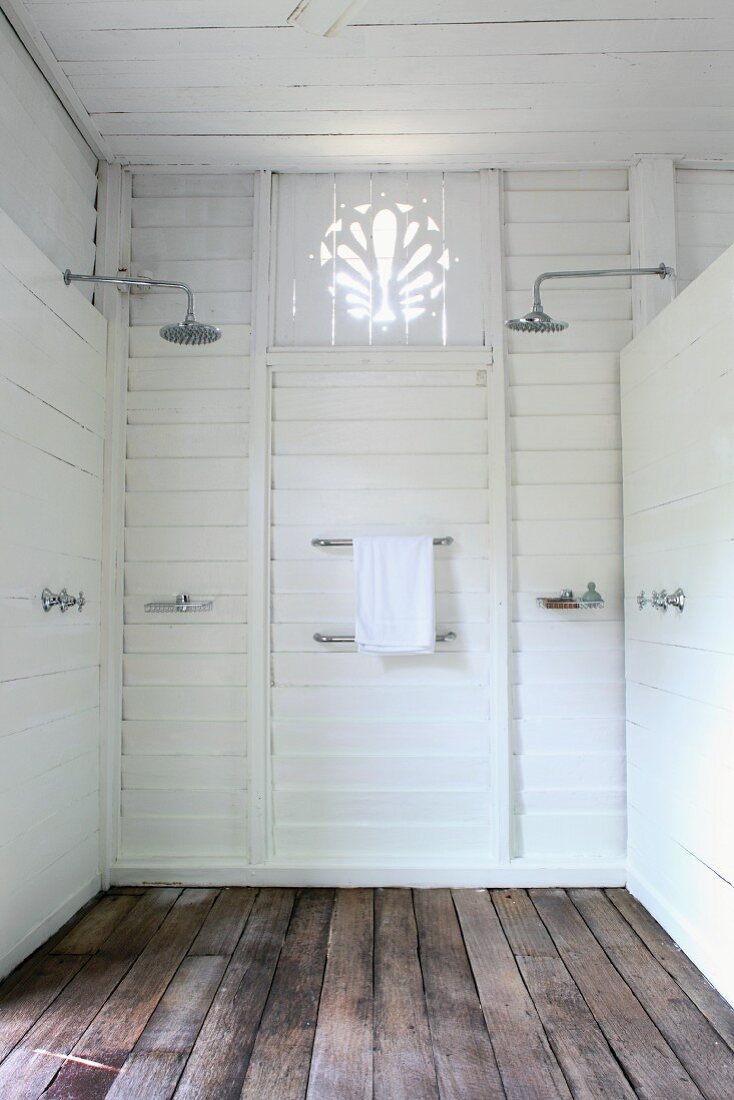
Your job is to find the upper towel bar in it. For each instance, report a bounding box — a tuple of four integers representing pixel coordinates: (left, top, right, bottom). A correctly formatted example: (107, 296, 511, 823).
(312, 536, 453, 547)
(314, 631, 457, 644)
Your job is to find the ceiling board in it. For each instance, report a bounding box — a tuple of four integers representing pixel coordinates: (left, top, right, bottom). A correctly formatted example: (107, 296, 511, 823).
(12, 1, 734, 168)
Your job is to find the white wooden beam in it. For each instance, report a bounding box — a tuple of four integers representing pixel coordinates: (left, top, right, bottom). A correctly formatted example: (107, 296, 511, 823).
(96, 162, 132, 887)
(0, 0, 113, 162)
(481, 168, 514, 864)
(629, 156, 679, 334)
(246, 170, 274, 865)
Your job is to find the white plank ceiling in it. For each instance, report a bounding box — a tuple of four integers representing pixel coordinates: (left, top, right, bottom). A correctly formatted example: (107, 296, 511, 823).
(16, 0, 734, 168)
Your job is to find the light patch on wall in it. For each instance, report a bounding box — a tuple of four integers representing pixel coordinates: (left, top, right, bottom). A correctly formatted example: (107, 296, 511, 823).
(315, 182, 452, 345)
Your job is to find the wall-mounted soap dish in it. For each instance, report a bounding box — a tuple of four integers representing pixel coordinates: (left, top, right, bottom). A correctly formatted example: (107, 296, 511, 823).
(537, 583, 604, 611)
(144, 593, 213, 613)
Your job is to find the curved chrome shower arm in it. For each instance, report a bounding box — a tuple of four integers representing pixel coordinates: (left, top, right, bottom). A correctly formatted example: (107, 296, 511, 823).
(63, 270, 196, 321)
(531, 263, 674, 310)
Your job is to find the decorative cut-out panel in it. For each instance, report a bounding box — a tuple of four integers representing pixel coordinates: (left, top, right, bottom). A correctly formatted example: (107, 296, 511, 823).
(274, 172, 486, 346)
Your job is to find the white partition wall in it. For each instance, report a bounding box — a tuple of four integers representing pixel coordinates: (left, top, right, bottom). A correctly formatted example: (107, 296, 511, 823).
(622, 243, 734, 1006)
(0, 211, 106, 977)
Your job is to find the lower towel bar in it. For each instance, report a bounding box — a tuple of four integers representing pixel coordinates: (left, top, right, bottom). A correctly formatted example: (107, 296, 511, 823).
(314, 630, 456, 644)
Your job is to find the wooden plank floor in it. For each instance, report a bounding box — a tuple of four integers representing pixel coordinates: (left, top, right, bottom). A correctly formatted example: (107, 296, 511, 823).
(0, 888, 732, 1099)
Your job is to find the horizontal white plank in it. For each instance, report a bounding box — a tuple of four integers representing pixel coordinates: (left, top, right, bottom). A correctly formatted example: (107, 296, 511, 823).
(272, 718, 491, 757)
(273, 653, 488, 687)
(126, 457, 248, 492)
(0, 542, 101, 603)
(0, 667, 99, 739)
(122, 685, 246, 721)
(132, 196, 253, 228)
(274, 753, 490, 790)
(510, 382, 620, 417)
(516, 751, 625, 791)
(122, 788, 246, 819)
(127, 422, 249, 458)
(516, 812, 626, 858)
(132, 173, 254, 197)
(125, 491, 248, 527)
(129, 356, 250, 391)
(272, 489, 488, 525)
(131, 226, 254, 263)
(130, 289, 251, 326)
(273, 420, 487, 455)
(122, 719, 246, 756)
(513, 483, 622, 521)
(273, 387, 486, 421)
(272, 454, 487, 491)
(123, 652, 245, 686)
(0, 377, 103, 477)
(273, 685, 489, 720)
(126, 389, 250, 424)
(125, 526, 247, 563)
(124, 561, 247, 596)
(514, 717, 625, 756)
(513, 682, 625, 720)
(505, 190, 628, 223)
(512, 451, 621, 486)
(274, 789, 490, 826)
(509, 351, 620, 385)
(120, 818, 246, 859)
(0, 624, 100, 683)
(512, 415, 621, 451)
(0, 710, 98, 792)
(514, 519, 621, 557)
(274, 823, 493, 860)
(514, 649, 624, 685)
(122, 753, 245, 790)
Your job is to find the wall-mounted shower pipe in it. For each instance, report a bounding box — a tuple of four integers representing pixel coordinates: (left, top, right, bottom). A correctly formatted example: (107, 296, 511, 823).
(506, 262, 675, 333)
(63, 269, 222, 345)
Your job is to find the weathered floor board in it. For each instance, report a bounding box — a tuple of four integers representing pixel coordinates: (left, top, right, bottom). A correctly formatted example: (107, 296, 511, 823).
(0, 887, 732, 1100)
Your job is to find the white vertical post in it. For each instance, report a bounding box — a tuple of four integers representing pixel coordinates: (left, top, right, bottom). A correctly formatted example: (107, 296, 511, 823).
(481, 169, 514, 865)
(96, 162, 132, 887)
(629, 156, 678, 334)
(246, 170, 274, 866)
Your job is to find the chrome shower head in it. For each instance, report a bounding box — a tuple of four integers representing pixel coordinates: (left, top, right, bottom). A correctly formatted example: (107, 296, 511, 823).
(505, 262, 674, 335)
(505, 308, 568, 334)
(159, 319, 222, 345)
(63, 269, 221, 346)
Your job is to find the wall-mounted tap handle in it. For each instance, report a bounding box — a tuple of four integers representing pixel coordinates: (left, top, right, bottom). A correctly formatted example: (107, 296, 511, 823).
(666, 588, 685, 612)
(41, 587, 86, 613)
(651, 589, 668, 610)
(637, 590, 649, 609)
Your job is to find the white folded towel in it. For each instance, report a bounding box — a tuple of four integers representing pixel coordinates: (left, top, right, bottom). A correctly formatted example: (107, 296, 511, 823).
(353, 535, 436, 655)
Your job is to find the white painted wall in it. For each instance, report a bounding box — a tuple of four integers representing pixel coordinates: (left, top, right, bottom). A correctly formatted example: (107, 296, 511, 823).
(622, 243, 734, 1008)
(0, 15, 102, 979)
(676, 168, 734, 293)
(504, 169, 628, 863)
(120, 173, 254, 866)
(0, 12, 97, 287)
(0, 209, 106, 978)
(110, 165, 638, 883)
(269, 351, 493, 866)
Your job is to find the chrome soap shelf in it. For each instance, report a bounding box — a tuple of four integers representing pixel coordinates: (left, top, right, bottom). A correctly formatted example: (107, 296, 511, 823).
(144, 593, 213, 614)
(537, 583, 604, 611)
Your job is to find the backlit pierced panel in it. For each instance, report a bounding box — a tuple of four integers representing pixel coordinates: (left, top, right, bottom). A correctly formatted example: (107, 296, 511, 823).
(274, 172, 485, 347)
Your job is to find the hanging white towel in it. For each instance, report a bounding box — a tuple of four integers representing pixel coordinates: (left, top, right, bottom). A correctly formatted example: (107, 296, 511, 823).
(353, 535, 436, 655)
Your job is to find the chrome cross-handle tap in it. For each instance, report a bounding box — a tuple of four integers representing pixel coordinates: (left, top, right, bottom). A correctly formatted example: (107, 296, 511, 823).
(42, 587, 86, 613)
(637, 590, 650, 609)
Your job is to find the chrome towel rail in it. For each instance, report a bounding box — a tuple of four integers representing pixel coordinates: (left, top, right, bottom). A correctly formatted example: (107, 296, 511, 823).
(312, 536, 453, 547)
(314, 630, 456, 644)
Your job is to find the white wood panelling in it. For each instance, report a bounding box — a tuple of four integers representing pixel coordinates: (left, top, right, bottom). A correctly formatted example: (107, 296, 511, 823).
(622, 242, 734, 1008)
(505, 168, 628, 861)
(269, 358, 493, 864)
(120, 172, 254, 864)
(16, 2, 734, 168)
(0, 12, 97, 291)
(0, 208, 105, 979)
(676, 168, 734, 292)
